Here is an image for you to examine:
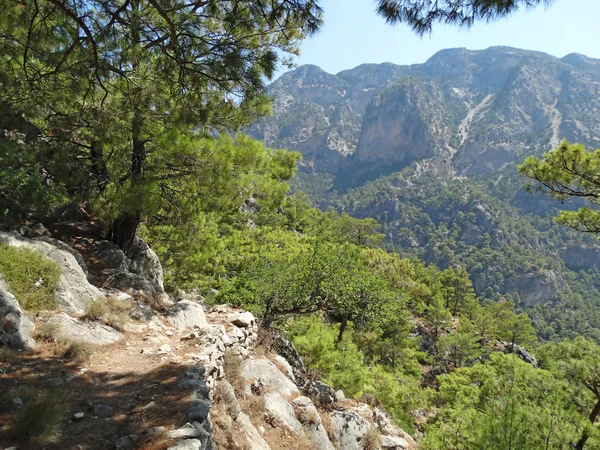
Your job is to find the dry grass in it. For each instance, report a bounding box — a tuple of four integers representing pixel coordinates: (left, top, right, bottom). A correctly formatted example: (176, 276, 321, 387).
(33, 321, 61, 343)
(83, 296, 132, 331)
(60, 339, 95, 362)
(0, 346, 19, 364)
(223, 350, 246, 397)
(363, 428, 382, 450)
(12, 388, 65, 444)
(33, 320, 96, 361)
(321, 411, 336, 444)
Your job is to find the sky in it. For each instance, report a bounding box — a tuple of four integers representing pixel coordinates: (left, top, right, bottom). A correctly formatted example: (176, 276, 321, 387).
(275, 0, 600, 78)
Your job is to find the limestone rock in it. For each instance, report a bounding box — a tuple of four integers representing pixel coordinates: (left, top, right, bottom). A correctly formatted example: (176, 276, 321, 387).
(167, 300, 207, 330)
(292, 396, 335, 450)
(330, 410, 373, 450)
(228, 311, 256, 328)
(166, 422, 210, 439)
(167, 440, 202, 450)
(237, 412, 270, 450)
(264, 392, 303, 434)
(0, 279, 35, 349)
(272, 355, 295, 382)
(0, 232, 102, 315)
(381, 434, 409, 449)
(240, 359, 299, 398)
(46, 313, 123, 345)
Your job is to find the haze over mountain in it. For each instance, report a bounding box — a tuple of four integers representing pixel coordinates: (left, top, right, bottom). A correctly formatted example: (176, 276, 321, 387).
(250, 46, 600, 341)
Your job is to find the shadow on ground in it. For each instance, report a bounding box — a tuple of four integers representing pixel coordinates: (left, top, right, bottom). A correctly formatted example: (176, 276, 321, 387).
(0, 347, 193, 450)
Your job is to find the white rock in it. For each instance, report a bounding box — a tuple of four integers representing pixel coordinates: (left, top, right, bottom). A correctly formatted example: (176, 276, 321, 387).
(166, 300, 207, 330)
(272, 355, 295, 382)
(158, 344, 171, 354)
(236, 412, 270, 450)
(167, 440, 202, 450)
(292, 396, 335, 450)
(330, 410, 374, 450)
(381, 434, 409, 449)
(264, 392, 304, 434)
(0, 278, 35, 349)
(240, 359, 299, 398)
(229, 311, 256, 328)
(46, 313, 123, 345)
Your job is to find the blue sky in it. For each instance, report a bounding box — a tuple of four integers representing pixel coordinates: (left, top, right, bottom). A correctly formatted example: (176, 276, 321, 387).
(276, 0, 600, 78)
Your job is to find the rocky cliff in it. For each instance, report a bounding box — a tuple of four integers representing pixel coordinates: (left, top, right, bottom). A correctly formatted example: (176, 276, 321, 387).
(250, 47, 600, 177)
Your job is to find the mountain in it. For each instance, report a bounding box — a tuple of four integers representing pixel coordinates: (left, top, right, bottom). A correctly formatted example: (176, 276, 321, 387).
(250, 47, 600, 342)
(250, 47, 600, 179)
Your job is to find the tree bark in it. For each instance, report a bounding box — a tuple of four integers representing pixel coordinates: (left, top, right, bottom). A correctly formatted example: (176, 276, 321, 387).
(575, 398, 600, 450)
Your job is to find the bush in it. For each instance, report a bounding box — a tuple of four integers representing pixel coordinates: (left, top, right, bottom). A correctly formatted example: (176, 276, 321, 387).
(60, 339, 95, 362)
(12, 389, 65, 443)
(33, 321, 61, 343)
(83, 297, 131, 331)
(0, 244, 62, 311)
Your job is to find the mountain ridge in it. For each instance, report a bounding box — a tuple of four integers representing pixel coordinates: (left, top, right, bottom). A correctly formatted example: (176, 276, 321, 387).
(251, 46, 600, 179)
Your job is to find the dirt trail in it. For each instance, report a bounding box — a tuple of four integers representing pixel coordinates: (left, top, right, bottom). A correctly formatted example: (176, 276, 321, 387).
(0, 315, 207, 450)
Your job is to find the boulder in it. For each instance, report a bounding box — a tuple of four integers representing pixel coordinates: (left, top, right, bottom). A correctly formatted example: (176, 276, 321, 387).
(214, 380, 241, 419)
(240, 359, 299, 398)
(0, 232, 102, 315)
(46, 313, 123, 345)
(272, 355, 295, 382)
(166, 300, 208, 330)
(292, 396, 335, 450)
(264, 392, 304, 434)
(381, 434, 409, 449)
(274, 334, 306, 372)
(295, 373, 337, 404)
(228, 311, 256, 328)
(493, 340, 538, 368)
(166, 422, 210, 439)
(91, 236, 170, 302)
(330, 410, 373, 450)
(167, 440, 203, 450)
(236, 413, 270, 450)
(0, 279, 35, 350)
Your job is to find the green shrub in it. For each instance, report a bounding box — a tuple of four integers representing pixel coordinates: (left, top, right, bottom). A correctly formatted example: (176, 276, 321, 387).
(12, 389, 65, 443)
(0, 244, 61, 311)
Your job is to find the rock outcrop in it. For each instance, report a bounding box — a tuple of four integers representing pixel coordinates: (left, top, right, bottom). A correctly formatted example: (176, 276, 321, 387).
(0, 232, 102, 315)
(0, 279, 35, 349)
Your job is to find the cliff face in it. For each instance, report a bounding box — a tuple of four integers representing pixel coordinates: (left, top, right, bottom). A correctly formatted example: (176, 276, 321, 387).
(250, 47, 600, 177)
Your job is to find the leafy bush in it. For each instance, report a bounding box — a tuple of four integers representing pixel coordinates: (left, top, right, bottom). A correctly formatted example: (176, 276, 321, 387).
(0, 139, 67, 228)
(0, 244, 61, 311)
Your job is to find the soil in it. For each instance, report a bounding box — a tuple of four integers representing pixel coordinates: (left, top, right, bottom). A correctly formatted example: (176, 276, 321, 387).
(0, 315, 207, 450)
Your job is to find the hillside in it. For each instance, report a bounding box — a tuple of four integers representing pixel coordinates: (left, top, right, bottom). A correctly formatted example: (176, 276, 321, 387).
(250, 47, 600, 341)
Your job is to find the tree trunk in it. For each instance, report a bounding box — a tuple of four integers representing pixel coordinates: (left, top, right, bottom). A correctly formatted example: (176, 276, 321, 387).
(110, 2, 144, 251)
(575, 398, 600, 450)
(336, 317, 348, 344)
